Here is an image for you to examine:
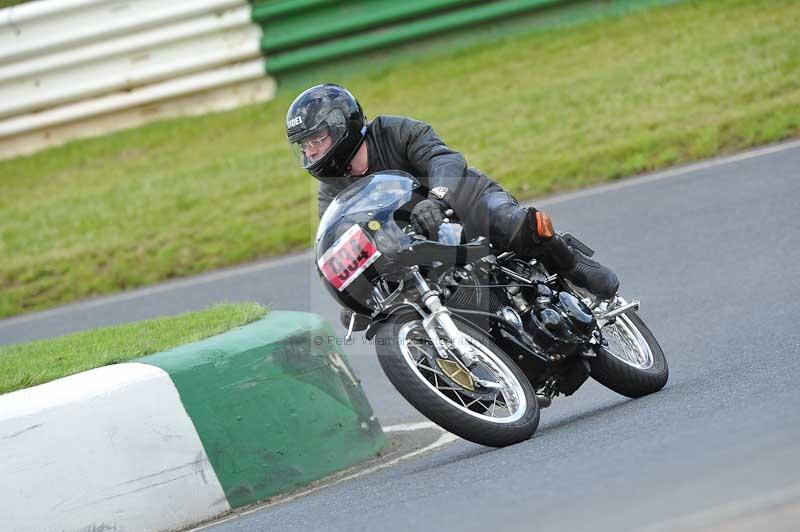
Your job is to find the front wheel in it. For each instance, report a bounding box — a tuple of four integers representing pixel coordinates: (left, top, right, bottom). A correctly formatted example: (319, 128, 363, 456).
(590, 311, 669, 398)
(376, 313, 539, 447)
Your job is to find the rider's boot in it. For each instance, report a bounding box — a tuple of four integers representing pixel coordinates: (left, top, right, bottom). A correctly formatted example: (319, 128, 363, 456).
(566, 251, 619, 301)
(540, 235, 619, 301)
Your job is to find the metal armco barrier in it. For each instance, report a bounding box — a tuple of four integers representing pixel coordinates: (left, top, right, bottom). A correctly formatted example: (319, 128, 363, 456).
(252, 0, 569, 74)
(0, 0, 676, 158)
(0, 0, 274, 158)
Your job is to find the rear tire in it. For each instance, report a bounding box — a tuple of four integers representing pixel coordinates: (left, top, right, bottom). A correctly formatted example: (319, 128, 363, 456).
(590, 311, 668, 398)
(376, 313, 539, 447)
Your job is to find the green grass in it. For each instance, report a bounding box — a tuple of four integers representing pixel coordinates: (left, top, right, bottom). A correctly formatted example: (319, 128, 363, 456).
(0, 0, 30, 8)
(0, 302, 268, 395)
(1, 0, 799, 319)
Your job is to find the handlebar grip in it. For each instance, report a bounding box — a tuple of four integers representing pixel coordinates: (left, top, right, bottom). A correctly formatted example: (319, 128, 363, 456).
(561, 232, 595, 257)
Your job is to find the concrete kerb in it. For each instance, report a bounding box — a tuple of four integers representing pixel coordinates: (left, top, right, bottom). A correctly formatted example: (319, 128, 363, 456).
(0, 310, 385, 532)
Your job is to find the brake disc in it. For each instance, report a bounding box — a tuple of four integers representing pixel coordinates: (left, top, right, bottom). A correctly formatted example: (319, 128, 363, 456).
(409, 332, 496, 400)
(436, 359, 475, 391)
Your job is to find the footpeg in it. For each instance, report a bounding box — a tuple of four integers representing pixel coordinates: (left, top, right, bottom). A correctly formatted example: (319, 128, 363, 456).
(602, 298, 640, 320)
(345, 312, 356, 341)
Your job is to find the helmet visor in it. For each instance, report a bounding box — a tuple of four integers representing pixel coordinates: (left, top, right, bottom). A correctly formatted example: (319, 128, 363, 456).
(290, 127, 343, 169)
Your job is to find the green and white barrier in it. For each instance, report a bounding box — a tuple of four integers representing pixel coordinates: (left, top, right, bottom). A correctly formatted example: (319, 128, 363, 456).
(0, 0, 274, 159)
(0, 311, 383, 532)
(0, 0, 685, 158)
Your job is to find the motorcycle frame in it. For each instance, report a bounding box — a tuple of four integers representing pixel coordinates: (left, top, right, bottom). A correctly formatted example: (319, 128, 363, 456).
(364, 252, 593, 395)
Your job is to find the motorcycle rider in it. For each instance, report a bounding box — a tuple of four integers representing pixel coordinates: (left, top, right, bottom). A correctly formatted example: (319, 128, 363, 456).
(286, 84, 619, 325)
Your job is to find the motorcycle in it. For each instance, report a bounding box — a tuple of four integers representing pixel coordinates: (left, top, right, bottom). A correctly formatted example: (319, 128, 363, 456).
(315, 171, 668, 447)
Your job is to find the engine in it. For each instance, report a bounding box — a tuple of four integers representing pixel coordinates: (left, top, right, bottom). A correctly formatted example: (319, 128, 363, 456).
(495, 260, 596, 354)
(438, 265, 509, 314)
(524, 287, 595, 353)
(437, 260, 596, 355)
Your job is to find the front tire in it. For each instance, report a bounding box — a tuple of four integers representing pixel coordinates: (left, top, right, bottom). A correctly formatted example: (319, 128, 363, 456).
(376, 313, 539, 447)
(590, 311, 668, 398)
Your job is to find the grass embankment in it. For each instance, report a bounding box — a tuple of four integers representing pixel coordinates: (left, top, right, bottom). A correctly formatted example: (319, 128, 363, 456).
(1, 0, 798, 319)
(0, 303, 267, 395)
(0, 0, 28, 9)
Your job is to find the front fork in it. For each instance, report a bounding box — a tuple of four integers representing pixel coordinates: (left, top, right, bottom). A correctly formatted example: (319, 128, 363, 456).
(408, 268, 503, 390)
(408, 268, 477, 365)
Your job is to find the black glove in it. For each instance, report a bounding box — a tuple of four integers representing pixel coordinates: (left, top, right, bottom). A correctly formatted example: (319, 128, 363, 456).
(411, 198, 448, 239)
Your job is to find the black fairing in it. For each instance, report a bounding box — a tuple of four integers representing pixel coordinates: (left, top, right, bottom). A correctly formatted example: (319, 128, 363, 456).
(315, 172, 419, 315)
(314, 171, 493, 315)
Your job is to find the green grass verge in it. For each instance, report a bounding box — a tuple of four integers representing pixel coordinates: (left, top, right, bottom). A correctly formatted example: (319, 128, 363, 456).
(1, 0, 799, 319)
(0, 0, 30, 9)
(0, 302, 268, 395)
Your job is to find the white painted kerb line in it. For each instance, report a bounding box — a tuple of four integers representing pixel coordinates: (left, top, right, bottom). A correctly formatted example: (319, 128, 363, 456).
(0, 363, 230, 532)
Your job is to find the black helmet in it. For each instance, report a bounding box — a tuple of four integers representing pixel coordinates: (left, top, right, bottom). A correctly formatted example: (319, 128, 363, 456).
(286, 84, 367, 181)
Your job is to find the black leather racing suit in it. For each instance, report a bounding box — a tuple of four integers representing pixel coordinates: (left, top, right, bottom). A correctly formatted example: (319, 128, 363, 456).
(317, 115, 541, 257)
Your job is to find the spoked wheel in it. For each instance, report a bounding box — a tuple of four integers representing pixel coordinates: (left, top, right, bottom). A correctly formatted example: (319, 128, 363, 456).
(590, 310, 669, 398)
(376, 314, 539, 447)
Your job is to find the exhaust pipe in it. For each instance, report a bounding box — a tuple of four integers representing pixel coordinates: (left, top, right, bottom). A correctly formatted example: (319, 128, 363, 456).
(536, 394, 552, 409)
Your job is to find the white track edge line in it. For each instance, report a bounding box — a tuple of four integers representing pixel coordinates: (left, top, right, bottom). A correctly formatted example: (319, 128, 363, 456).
(534, 138, 800, 207)
(4, 138, 799, 329)
(383, 420, 440, 432)
(190, 423, 457, 531)
(0, 251, 313, 328)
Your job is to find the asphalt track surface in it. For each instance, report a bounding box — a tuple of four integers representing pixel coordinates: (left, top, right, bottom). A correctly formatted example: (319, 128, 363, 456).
(2, 141, 800, 531)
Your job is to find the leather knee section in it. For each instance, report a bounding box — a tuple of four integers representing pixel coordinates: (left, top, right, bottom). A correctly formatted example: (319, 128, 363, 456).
(470, 191, 529, 252)
(491, 203, 529, 252)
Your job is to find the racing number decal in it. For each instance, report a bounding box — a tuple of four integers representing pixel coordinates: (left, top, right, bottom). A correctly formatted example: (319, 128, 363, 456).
(318, 225, 382, 291)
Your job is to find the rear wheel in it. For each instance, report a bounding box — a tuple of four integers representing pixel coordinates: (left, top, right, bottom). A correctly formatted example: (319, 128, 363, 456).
(376, 313, 539, 447)
(590, 311, 668, 398)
